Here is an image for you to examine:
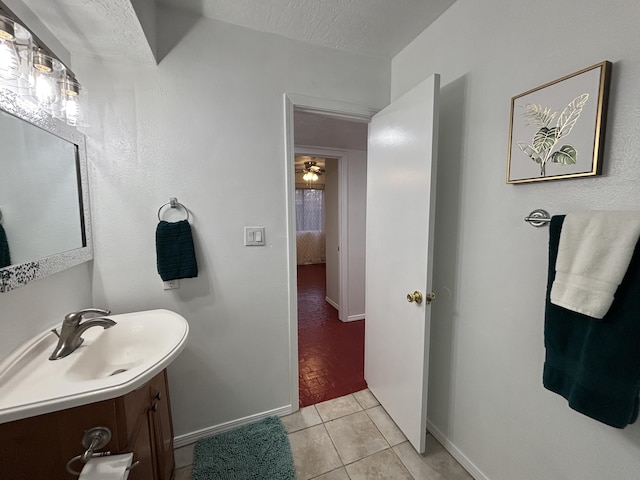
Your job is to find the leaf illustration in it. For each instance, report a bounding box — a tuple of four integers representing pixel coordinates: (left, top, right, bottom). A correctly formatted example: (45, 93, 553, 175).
(550, 145, 578, 165)
(557, 93, 589, 139)
(521, 104, 557, 127)
(532, 127, 559, 152)
(517, 142, 543, 164)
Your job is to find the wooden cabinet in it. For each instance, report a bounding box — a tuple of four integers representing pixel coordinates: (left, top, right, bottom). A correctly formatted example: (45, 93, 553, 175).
(0, 370, 175, 480)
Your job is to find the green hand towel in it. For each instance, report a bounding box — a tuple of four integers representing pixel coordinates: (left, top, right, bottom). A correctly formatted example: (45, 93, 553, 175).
(544, 215, 640, 428)
(0, 224, 11, 268)
(156, 220, 198, 281)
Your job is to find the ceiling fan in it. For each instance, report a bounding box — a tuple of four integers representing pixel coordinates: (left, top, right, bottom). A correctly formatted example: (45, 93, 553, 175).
(297, 160, 325, 182)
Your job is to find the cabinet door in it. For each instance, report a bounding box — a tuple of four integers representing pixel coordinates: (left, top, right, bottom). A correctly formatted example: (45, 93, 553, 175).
(149, 370, 175, 480)
(118, 380, 157, 479)
(0, 399, 119, 479)
(126, 409, 156, 480)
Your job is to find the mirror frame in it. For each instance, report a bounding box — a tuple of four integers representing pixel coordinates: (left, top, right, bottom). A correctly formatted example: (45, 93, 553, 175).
(0, 89, 93, 293)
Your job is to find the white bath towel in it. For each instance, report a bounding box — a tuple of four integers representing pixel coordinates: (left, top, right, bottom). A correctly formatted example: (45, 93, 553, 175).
(550, 211, 640, 319)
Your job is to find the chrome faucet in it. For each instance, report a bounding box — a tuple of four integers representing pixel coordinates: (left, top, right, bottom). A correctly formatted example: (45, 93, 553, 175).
(49, 308, 116, 360)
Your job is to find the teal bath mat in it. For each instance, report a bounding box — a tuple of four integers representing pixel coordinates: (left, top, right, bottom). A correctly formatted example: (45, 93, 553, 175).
(192, 416, 295, 480)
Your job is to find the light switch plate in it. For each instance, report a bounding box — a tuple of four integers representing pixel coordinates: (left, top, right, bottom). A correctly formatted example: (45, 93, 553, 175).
(244, 226, 266, 246)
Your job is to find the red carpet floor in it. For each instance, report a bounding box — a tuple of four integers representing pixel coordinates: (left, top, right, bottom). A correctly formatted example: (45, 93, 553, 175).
(297, 263, 367, 407)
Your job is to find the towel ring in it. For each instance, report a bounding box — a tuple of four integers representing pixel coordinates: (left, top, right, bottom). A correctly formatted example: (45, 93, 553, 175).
(157, 197, 190, 222)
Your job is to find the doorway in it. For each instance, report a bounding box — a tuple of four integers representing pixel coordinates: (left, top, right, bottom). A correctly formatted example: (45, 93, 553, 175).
(287, 99, 373, 409)
(294, 152, 366, 407)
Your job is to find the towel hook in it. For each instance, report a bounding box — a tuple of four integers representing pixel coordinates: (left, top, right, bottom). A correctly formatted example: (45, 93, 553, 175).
(524, 209, 551, 227)
(157, 197, 190, 222)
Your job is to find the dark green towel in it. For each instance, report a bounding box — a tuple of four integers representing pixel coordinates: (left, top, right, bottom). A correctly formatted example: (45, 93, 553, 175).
(156, 220, 198, 281)
(544, 215, 640, 428)
(0, 224, 10, 268)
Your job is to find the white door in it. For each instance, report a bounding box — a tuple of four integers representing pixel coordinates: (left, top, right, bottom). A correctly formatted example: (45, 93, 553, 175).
(365, 74, 440, 453)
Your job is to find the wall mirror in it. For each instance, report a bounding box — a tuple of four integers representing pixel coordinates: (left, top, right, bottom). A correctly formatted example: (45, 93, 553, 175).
(0, 89, 92, 292)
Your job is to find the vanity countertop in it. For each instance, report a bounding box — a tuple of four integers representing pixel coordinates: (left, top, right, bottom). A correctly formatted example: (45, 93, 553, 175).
(0, 309, 189, 424)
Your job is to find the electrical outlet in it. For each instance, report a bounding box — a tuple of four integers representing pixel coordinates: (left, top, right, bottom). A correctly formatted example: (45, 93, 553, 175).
(163, 279, 180, 290)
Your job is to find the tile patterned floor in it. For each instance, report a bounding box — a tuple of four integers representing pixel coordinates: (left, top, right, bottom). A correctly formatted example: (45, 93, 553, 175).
(174, 390, 473, 480)
(297, 264, 367, 407)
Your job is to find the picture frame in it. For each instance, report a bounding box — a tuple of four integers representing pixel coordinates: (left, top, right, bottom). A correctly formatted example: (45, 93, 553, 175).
(506, 61, 611, 184)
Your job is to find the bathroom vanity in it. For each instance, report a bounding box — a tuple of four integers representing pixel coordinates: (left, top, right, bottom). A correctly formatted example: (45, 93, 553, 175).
(0, 369, 174, 479)
(0, 309, 189, 479)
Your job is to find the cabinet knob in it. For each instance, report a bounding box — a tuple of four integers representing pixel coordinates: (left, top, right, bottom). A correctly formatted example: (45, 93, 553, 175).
(151, 402, 158, 412)
(155, 392, 162, 401)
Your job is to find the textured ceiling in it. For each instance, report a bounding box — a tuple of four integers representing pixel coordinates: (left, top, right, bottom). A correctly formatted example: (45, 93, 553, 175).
(157, 0, 456, 58)
(16, 0, 457, 65)
(18, 0, 156, 65)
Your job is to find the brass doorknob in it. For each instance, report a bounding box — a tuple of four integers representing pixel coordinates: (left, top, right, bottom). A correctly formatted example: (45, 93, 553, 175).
(407, 291, 423, 304)
(407, 291, 436, 305)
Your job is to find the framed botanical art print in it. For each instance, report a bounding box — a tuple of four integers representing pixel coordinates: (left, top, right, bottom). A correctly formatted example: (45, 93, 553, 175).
(506, 61, 611, 184)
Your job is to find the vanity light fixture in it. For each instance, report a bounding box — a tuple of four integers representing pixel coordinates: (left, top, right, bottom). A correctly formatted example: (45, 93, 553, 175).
(0, 11, 88, 126)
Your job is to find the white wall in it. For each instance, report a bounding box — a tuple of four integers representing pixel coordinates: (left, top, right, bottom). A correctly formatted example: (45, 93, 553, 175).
(346, 150, 367, 320)
(392, 1, 640, 479)
(324, 158, 339, 306)
(72, 10, 388, 438)
(0, 263, 93, 357)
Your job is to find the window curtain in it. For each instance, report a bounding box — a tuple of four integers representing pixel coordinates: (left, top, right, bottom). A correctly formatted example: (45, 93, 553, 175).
(295, 187, 326, 265)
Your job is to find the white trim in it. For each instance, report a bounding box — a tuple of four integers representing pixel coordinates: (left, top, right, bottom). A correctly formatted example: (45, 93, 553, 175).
(174, 404, 294, 448)
(286, 93, 377, 122)
(325, 295, 339, 310)
(284, 95, 300, 414)
(427, 420, 490, 480)
(284, 93, 376, 413)
(347, 314, 365, 322)
(338, 152, 349, 322)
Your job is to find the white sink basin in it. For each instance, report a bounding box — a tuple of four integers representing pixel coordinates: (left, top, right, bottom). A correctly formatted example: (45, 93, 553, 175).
(0, 309, 189, 424)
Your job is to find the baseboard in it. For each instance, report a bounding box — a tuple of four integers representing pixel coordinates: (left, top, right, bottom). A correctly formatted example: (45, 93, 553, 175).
(173, 404, 294, 448)
(426, 420, 489, 480)
(325, 296, 339, 310)
(345, 314, 365, 322)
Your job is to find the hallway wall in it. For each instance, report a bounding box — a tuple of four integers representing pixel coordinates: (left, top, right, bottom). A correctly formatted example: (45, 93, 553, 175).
(392, 1, 640, 479)
(72, 8, 389, 439)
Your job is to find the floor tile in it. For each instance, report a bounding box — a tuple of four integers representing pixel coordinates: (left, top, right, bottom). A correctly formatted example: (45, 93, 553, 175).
(345, 448, 414, 480)
(423, 434, 474, 479)
(288, 424, 343, 480)
(324, 411, 389, 464)
(366, 405, 407, 446)
(281, 405, 323, 433)
(173, 443, 194, 469)
(313, 467, 350, 480)
(353, 388, 380, 409)
(393, 442, 447, 480)
(174, 465, 193, 480)
(394, 436, 473, 480)
(315, 394, 363, 422)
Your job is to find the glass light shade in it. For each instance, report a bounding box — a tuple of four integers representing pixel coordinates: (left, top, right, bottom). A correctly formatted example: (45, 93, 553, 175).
(58, 79, 89, 126)
(27, 49, 62, 114)
(0, 15, 14, 40)
(0, 38, 19, 82)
